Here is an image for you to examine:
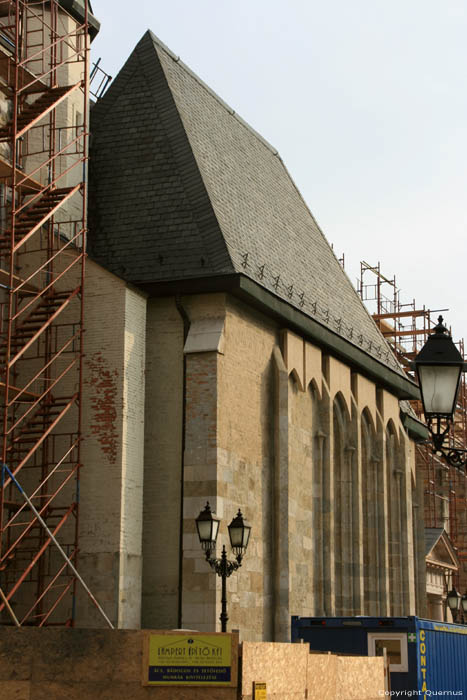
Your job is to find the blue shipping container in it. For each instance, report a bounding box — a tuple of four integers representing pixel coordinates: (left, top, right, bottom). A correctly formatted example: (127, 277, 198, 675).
(292, 616, 467, 696)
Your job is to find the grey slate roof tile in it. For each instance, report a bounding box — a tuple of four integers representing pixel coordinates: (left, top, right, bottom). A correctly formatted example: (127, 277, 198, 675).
(89, 30, 405, 376)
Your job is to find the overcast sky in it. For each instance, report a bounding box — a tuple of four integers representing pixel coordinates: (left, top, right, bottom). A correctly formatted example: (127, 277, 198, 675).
(90, 0, 467, 349)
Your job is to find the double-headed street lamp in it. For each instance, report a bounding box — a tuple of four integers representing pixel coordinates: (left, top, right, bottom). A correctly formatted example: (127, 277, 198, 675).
(414, 316, 467, 469)
(195, 502, 251, 632)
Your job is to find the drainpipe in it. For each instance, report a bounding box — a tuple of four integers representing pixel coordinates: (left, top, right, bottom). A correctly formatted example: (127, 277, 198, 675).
(175, 295, 190, 629)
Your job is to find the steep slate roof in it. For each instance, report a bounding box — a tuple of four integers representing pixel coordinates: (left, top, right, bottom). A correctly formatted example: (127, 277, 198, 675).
(89, 31, 410, 381)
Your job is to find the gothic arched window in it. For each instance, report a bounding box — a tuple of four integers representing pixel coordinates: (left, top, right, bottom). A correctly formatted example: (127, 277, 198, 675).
(333, 393, 355, 614)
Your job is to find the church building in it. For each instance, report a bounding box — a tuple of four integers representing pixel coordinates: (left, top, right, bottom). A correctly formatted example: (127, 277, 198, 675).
(75, 29, 428, 640)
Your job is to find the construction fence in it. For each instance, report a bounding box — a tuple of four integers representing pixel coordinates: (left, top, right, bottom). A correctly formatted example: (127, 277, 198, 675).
(0, 628, 386, 700)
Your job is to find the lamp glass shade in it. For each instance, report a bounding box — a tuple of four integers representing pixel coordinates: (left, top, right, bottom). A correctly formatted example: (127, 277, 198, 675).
(414, 316, 464, 419)
(417, 364, 462, 418)
(447, 587, 460, 611)
(195, 502, 220, 550)
(228, 509, 251, 555)
(461, 594, 467, 614)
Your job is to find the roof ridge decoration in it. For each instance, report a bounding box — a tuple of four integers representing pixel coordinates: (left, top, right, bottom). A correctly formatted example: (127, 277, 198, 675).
(89, 30, 416, 386)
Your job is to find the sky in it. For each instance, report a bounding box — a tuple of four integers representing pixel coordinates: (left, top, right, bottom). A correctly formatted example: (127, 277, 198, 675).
(90, 0, 467, 348)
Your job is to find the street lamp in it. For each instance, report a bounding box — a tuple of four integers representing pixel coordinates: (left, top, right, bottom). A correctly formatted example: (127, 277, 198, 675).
(461, 592, 467, 623)
(414, 316, 467, 468)
(195, 501, 220, 551)
(195, 502, 251, 632)
(447, 586, 461, 623)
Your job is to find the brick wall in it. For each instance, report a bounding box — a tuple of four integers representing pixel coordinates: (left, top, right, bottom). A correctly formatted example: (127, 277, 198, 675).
(76, 260, 146, 628)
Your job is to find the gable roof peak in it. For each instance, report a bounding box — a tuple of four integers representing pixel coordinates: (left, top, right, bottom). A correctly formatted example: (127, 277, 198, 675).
(143, 30, 279, 157)
(89, 30, 418, 394)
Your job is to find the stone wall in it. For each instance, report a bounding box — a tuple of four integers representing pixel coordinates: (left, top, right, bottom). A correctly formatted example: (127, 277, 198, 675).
(65, 286, 422, 634)
(145, 294, 279, 638)
(215, 298, 277, 640)
(280, 328, 418, 627)
(77, 260, 147, 629)
(142, 298, 184, 629)
(0, 629, 386, 700)
(143, 292, 421, 640)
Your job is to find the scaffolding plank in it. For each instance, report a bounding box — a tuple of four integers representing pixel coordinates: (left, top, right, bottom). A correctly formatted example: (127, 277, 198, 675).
(0, 267, 38, 292)
(0, 152, 41, 190)
(381, 327, 434, 338)
(0, 47, 48, 94)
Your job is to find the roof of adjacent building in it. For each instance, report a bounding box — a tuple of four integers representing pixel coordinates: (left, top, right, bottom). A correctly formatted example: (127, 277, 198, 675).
(89, 30, 416, 387)
(425, 528, 445, 556)
(425, 528, 459, 569)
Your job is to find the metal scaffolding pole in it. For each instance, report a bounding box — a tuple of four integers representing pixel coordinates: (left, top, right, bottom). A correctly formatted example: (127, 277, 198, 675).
(0, 0, 99, 626)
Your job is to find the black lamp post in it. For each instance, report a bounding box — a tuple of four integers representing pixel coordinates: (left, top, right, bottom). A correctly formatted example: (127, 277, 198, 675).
(414, 316, 467, 468)
(447, 586, 461, 623)
(195, 502, 251, 632)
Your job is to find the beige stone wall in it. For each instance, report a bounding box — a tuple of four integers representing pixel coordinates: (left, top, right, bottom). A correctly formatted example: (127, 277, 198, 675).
(18, 273, 409, 640)
(142, 294, 233, 632)
(288, 373, 314, 619)
(141, 293, 301, 638)
(76, 260, 147, 629)
(118, 282, 147, 627)
(215, 298, 277, 640)
(180, 295, 225, 633)
(142, 298, 184, 629)
(140, 293, 421, 639)
(178, 294, 278, 638)
(279, 328, 418, 623)
(3, 268, 422, 631)
(284, 333, 322, 621)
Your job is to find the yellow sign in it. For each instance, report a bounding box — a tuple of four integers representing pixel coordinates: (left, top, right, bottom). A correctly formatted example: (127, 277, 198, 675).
(145, 634, 232, 686)
(254, 681, 267, 699)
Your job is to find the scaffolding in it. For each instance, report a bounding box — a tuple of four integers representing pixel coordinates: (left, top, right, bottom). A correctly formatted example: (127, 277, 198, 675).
(359, 261, 467, 588)
(0, 0, 88, 626)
